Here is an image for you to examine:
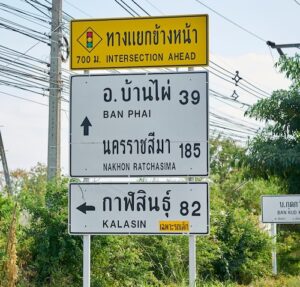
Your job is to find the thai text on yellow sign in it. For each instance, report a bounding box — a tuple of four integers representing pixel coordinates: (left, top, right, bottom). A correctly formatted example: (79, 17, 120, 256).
(159, 220, 190, 232)
(70, 15, 208, 70)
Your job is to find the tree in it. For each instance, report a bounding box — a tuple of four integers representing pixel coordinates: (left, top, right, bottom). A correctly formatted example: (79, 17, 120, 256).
(210, 135, 245, 185)
(245, 54, 300, 194)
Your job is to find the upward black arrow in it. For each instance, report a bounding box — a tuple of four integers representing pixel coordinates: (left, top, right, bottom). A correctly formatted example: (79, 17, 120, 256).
(81, 117, 92, 136)
(77, 202, 95, 214)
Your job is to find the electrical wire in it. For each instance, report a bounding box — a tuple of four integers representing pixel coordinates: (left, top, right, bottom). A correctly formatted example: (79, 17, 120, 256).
(23, 0, 51, 19)
(112, 0, 271, 102)
(64, 0, 93, 17)
(210, 89, 250, 107)
(193, 0, 266, 43)
(140, 0, 165, 14)
(62, 0, 265, 141)
(131, 0, 151, 16)
(0, 0, 270, 144)
(114, 0, 136, 17)
(0, 2, 50, 26)
(0, 90, 48, 106)
(294, 0, 300, 6)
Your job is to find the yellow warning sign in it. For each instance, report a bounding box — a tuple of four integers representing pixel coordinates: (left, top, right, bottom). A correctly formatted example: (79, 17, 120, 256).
(70, 15, 208, 70)
(159, 221, 190, 232)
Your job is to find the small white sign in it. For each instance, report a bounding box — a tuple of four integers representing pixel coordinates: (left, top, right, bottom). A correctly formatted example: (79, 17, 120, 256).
(262, 195, 300, 223)
(69, 183, 209, 235)
(70, 72, 208, 177)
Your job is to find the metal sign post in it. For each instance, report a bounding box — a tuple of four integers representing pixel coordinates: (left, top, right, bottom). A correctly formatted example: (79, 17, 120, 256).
(271, 223, 277, 275)
(83, 234, 91, 287)
(189, 234, 196, 286)
(188, 66, 197, 287)
(83, 69, 91, 287)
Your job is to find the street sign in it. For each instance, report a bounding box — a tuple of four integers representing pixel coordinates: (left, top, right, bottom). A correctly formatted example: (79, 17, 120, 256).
(70, 71, 208, 177)
(262, 195, 300, 223)
(70, 15, 208, 70)
(69, 182, 209, 235)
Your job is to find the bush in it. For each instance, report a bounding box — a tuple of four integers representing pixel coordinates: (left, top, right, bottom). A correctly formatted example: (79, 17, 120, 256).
(17, 178, 82, 286)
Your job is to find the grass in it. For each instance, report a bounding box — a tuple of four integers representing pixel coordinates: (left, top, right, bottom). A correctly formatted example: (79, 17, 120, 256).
(250, 275, 300, 287)
(158, 275, 300, 287)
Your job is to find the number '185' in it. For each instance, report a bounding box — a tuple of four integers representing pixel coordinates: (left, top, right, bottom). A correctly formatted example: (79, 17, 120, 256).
(179, 143, 201, 158)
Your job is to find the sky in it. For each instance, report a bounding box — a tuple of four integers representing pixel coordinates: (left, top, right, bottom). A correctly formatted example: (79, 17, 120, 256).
(0, 0, 299, 175)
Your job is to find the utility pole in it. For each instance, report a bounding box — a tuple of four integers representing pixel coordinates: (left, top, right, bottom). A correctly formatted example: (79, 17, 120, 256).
(47, 0, 62, 181)
(267, 41, 300, 56)
(0, 131, 12, 195)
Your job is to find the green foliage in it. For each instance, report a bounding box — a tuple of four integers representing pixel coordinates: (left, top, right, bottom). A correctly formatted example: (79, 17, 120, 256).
(245, 54, 300, 194)
(17, 170, 82, 286)
(252, 275, 300, 287)
(276, 54, 300, 85)
(210, 136, 245, 184)
(213, 208, 271, 284)
(204, 179, 273, 284)
(277, 227, 300, 275)
(7, 137, 296, 285)
(0, 193, 15, 283)
(245, 133, 300, 193)
(246, 88, 300, 136)
(90, 236, 160, 287)
(244, 54, 300, 276)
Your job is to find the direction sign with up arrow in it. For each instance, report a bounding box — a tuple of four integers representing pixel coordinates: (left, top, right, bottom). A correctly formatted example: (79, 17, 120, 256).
(69, 71, 208, 177)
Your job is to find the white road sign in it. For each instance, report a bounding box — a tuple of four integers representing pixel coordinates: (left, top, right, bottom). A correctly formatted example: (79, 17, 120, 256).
(70, 72, 208, 177)
(69, 182, 209, 235)
(262, 195, 300, 223)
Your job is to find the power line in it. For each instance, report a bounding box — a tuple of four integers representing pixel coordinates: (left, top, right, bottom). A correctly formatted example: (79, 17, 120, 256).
(61, 0, 271, 103)
(210, 60, 271, 97)
(113, 0, 270, 102)
(131, 0, 151, 16)
(0, 90, 48, 106)
(114, 0, 136, 16)
(294, 0, 300, 6)
(193, 0, 266, 43)
(0, 0, 264, 145)
(64, 0, 93, 17)
(210, 89, 250, 107)
(0, 2, 50, 26)
(23, 0, 51, 19)
(98, 0, 267, 141)
(140, 0, 164, 14)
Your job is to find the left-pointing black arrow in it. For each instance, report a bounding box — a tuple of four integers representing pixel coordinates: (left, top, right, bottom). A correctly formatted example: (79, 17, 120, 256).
(81, 116, 92, 136)
(77, 202, 95, 214)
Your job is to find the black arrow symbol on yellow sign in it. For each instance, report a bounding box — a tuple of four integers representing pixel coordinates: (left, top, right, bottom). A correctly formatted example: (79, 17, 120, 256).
(77, 202, 95, 214)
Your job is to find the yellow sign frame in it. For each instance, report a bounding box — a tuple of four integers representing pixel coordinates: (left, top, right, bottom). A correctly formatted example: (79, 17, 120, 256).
(70, 15, 208, 70)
